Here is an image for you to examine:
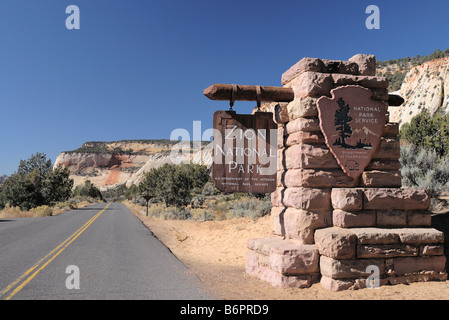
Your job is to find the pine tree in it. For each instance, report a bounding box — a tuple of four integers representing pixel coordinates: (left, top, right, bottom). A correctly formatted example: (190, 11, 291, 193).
(334, 98, 353, 147)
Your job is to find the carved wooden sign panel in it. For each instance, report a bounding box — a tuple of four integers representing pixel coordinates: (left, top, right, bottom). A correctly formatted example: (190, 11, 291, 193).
(317, 85, 387, 180)
(212, 111, 277, 193)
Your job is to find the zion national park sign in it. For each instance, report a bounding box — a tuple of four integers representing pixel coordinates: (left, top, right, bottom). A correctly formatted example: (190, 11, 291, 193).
(317, 85, 387, 180)
(212, 110, 277, 194)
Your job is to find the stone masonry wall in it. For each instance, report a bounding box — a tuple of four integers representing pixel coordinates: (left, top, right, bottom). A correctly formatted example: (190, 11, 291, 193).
(246, 54, 447, 291)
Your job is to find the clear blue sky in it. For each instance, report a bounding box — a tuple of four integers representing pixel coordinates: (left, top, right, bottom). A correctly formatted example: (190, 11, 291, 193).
(0, 0, 448, 175)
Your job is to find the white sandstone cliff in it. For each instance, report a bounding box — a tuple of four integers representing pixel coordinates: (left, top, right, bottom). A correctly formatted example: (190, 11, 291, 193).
(390, 57, 449, 126)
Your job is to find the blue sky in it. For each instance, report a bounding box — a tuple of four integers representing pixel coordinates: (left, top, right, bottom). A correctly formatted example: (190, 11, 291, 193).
(0, 0, 448, 175)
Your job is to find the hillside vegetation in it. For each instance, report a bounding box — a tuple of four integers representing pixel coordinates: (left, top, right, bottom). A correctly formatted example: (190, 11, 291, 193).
(377, 48, 449, 91)
(65, 140, 180, 155)
(64, 139, 210, 155)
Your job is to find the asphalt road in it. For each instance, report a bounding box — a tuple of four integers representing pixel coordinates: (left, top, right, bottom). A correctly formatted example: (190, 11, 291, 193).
(0, 202, 214, 300)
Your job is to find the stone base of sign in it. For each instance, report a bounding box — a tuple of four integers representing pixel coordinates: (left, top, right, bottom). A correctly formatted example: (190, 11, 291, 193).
(246, 54, 447, 291)
(316, 227, 447, 291)
(246, 237, 321, 288)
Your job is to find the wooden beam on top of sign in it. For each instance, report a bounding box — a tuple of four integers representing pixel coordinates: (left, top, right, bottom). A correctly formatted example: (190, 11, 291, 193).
(203, 83, 404, 106)
(203, 84, 295, 102)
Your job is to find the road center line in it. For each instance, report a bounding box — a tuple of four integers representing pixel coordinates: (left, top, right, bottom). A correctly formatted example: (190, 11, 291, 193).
(0, 203, 111, 300)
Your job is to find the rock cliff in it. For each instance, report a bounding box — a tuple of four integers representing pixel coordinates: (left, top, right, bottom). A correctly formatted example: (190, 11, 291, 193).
(389, 57, 449, 125)
(54, 140, 212, 190)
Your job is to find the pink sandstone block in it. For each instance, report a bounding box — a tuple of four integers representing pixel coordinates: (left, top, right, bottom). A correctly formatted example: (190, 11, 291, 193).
(271, 208, 330, 243)
(407, 211, 432, 226)
(245, 250, 260, 276)
(392, 256, 446, 275)
(285, 131, 324, 146)
(331, 74, 388, 89)
(320, 255, 386, 279)
(287, 71, 332, 98)
(247, 237, 288, 255)
(395, 228, 444, 245)
(257, 266, 315, 288)
(284, 144, 339, 170)
(376, 210, 407, 227)
(282, 187, 331, 211)
(284, 117, 321, 134)
(320, 276, 354, 292)
(331, 188, 363, 211)
(283, 169, 357, 188)
(281, 57, 324, 85)
(314, 227, 357, 259)
(286, 97, 319, 119)
(269, 243, 320, 275)
(333, 209, 376, 228)
(351, 228, 400, 244)
(361, 171, 402, 188)
(363, 188, 430, 211)
(277, 126, 285, 149)
(349, 54, 376, 76)
(372, 138, 401, 160)
(270, 206, 285, 236)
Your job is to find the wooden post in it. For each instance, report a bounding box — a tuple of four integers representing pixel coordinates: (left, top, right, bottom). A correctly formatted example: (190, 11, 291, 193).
(203, 84, 294, 102)
(203, 83, 404, 106)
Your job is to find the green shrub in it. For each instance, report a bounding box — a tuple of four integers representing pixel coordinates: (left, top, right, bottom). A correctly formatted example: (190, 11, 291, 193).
(229, 196, 272, 220)
(73, 180, 103, 200)
(139, 163, 210, 208)
(400, 109, 449, 157)
(400, 144, 449, 206)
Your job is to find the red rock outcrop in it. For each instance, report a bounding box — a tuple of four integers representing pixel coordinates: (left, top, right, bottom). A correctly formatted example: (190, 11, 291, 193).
(54, 141, 213, 190)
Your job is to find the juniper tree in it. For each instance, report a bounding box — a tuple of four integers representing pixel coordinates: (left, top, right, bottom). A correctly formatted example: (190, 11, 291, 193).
(0, 153, 74, 210)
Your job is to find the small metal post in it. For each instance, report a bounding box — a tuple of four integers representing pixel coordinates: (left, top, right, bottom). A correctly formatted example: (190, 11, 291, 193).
(143, 193, 151, 217)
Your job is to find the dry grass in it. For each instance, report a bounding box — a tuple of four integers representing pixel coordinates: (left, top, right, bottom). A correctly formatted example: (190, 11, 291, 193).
(124, 193, 271, 222)
(0, 199, 99, 219)
(122, 200, 147, 217)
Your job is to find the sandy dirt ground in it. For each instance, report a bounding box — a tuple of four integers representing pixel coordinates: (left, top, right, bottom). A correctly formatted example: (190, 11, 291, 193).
(131, 210, 449, 300)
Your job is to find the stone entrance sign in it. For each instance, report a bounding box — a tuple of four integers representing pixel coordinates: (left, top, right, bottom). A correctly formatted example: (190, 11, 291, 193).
(246, 55, 446, 292)
(317, 85, 387, 180)
(212, 110, 277, 193)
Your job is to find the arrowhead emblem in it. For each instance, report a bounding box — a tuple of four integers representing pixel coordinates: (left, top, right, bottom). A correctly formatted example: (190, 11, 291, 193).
(317, 85, 387, 180)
